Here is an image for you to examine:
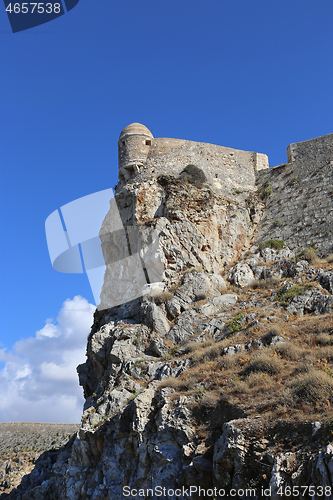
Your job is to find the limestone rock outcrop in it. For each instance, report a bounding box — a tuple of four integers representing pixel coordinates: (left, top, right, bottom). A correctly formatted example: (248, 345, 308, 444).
(2, 129, 333, 499)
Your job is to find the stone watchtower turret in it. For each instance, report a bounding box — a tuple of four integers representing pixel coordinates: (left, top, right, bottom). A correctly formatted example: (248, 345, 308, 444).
(118, 123, 154, 181)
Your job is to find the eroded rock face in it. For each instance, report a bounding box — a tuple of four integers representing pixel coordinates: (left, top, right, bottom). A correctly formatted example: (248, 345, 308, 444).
(107, 177, 263, 285)
(5, 172, 333, 500)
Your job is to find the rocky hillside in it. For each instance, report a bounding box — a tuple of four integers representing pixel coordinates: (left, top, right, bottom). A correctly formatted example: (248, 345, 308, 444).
(3, 168, 333, 499)
(0, 423, 79, 497)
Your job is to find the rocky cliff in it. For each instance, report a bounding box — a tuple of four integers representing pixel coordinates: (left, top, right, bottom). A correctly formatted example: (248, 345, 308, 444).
(2, 139, 333, 500)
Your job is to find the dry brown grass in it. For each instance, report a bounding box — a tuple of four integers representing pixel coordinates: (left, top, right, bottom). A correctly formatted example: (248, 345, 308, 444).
(301, 247, 319, 264)
(293, 314, 333, 338)
(327, 254, 333, 263)
(246, 278, 281, 290)
(157, 307, 333, 425)
(246, 372, 274, 388)
(159, 368, 201, 391)
(189, 340, 228, 365)
(217, 352, 243, 370)
(274, 343, 303, 361)
(261, 326, 283, 345)
(153, 291, 174, 304)
(319, 346, 333, 361)
(316, 333, 333, 346)
(291, 369, 333, 403)
(230, 379, 249, 394)
(241, 352, 284, 376)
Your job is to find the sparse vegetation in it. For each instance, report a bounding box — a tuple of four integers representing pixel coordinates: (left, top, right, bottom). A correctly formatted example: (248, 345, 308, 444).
(180, 164, 207, 188)
(260, 179, 273, 199)
(292, 370, 333, 403)
(153, 290, 174, 304)
(247, 277, 280, 290)
(241, 352, 284, 376)
(274, 343, 303, 361)
(259, 239, 285, 251)
(227, 313, 244, 335)
(261, 326, 282, 345)
(189, 339, 228, 365)
(276, 283, 315, 305)
(184, 265, 203, 274)
(297, 247, 319, 264)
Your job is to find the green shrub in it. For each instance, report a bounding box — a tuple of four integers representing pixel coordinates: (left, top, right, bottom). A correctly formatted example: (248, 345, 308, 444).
(260, 179, 273, 199)
(227, 313, 244, 335)
(180, 165, 207, 188)
(276, 282, 316, 305)
(259, 239, 285, 251)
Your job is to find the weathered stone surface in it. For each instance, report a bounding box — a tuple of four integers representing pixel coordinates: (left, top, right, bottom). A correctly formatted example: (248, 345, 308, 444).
(141, 302, 170, 336)
(286, 288, 333, 316)
(5, 129, 333, 500)
(228, 263, 254, 287)
(197, 294, 238, 315)
(256, 133, 333, 257)
(213, 420, 247, 489)
(317, 269, 333, 294)
(167, 309, 208, 344)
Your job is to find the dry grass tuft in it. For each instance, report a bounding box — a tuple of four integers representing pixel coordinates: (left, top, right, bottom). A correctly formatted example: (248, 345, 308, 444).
(217, 352, 242, 370)
(185, 339, 215, 353)
(316, 333, 333, 346)
(247, 278, 281, 290)
(153, 291, 174, 304)
(242, 352, 284, 376)
(261, 326, 283, 345)
(190, 340, 228, 365)
(301, 247, 319, 264)
(159, 369, 201, 391)
(246, 372, 274, 388)
(274, 343, 303, 361)
(291, 369, 333, 403)
(230, 379, 249, 394)
(319, 347, 333, 362)
(327, 254, 333, 264)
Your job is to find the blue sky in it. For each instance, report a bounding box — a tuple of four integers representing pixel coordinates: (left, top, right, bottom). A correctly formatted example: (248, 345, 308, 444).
(0, 0, 332, 422)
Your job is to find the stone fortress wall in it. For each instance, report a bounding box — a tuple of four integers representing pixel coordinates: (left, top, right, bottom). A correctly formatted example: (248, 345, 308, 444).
(256, 133, 333, 256)
(117, 123, 333, 256)
(118, 123, 269, 197)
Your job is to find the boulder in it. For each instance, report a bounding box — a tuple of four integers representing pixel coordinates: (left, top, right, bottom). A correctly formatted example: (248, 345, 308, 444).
(197, 294, 238, 315)
(143, 302, 170, 336)
(228, 263, 254, 288)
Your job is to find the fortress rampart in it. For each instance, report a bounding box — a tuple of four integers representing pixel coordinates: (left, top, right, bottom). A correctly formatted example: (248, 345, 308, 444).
(116, 124, 332, 256)
(118, 123, 269, 197)
(257, 132, 333, 256)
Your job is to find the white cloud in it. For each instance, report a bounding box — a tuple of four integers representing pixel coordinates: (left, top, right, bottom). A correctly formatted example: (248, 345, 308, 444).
(0, 296, 95, 423)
